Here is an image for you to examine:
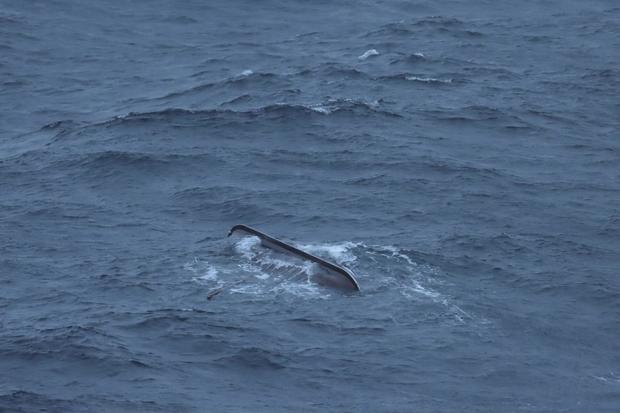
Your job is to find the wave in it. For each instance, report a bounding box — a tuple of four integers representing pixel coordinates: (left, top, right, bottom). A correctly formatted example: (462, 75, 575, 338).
(39, 150, 224, 184)
(406, 76, 452, 84)
(3, 325, 147, 368)
(188, 237, 473, 323)
(377, 72, 458, 85)
(120, 310, 198, 331)
(422, 105, 532, 127)
(157, 71, 282, 101)
(358, 48, 379, 60)
(214, 347, 288, 370)
(0, 15, 22, 25)
(219, 93, 252, 106)
(187, 237, 347, 300)
(184, 257, 221, 285)
(364, 17, 484, 38)
(361, 244, 474, 322)
(297, 63, 370, 79)
(413, 16, 465, 27)
(70, 150, 190, 170)
(160, 15, 198, 24)
(524, 34, 556, 43)
(461, 65, 520, 80)
(0, 391, 85, 413)
(365, 22, 414, 37)
(172, 185, 245, 201)
(389, 52, 426, 65)
(581, 68, 619, 82)
(230, 236, 330, 299)
(288, 317, 387, 334)
(305, 98, 400, 117)
(296, 241, 360, 264)
(96, 100, 401, 128)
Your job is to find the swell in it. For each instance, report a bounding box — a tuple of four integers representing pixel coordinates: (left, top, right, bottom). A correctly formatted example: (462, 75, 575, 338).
(296, 62, 370, 79)
(214, 346, 289, 370)
(1, 325, 152, 370)
(364, 17, 486, 38)
(257, 149, 509, 180)
(421, 105, 535, 128)
(58, 150, 219, 171)
(0, 391, 182, 412)
(1, 147, 204, 176)
(97, 102, 401, 128)
(148, 61, 463, 109)
(170, 186, 294, 219)
(158, 72, 283, 101)
(378, 73, 457, 84)
(0, 391, 86, 413)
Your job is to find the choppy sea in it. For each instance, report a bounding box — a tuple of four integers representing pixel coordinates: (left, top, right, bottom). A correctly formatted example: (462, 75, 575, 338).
(1, 0, 619, 411)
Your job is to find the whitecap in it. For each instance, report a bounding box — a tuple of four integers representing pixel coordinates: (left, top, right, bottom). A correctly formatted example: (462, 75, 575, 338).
(358, 48, 379, 60)
(309, 104, 331, 114)
(230, 282, 265, 296)
(185, 257, 221, 284)
(240, 69, 253, 76)
(234, 235, 261, 259)
(296, 241, 360, 264)
(198, 266, 218, 281)
(272, 280, 329, 299)
(592, 373, 620, 384)
(406, 76, 452, 84)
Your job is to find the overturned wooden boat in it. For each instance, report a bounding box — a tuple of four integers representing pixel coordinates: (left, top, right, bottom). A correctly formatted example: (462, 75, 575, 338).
(228, 224, 360, 291)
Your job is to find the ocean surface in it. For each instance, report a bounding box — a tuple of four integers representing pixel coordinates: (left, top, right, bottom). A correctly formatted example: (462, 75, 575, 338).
(1, 0, 619, 411)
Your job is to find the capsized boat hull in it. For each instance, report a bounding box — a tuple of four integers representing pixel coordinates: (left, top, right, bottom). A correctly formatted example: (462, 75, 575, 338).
(228, 224, 360, 291)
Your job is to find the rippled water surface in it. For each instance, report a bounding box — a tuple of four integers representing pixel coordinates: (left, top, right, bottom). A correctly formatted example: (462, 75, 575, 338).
(1, 0, 619, 411)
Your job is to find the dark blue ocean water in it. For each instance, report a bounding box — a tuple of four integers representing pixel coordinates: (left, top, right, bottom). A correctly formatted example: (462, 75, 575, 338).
(1, 0, 619, 411)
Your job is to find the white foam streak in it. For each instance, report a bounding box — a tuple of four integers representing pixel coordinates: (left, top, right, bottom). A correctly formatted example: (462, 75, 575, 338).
(592, 373, 620, 384)
(377, 245, 472, 322)
(382, 245, 416, 266)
